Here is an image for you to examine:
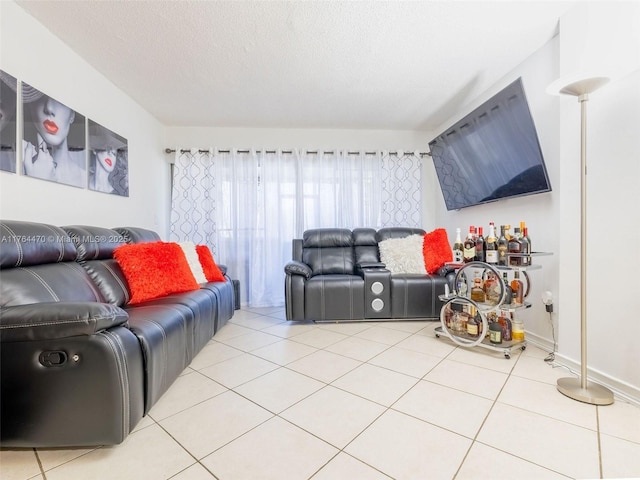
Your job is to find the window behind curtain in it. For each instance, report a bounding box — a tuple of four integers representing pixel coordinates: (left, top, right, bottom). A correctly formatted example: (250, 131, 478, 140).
(171, 149, 422, 307)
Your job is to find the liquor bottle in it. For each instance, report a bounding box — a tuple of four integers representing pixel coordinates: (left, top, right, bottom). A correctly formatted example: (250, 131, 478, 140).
(523, 226, 531, 249)
(462, 309, 470, 334)
(458, 305, 468, 332)
(504, 224, 512, 241)
(457, 272, 468, 297)
(444, 303, 454, 330)
(508, 227, 523, 267)
(463, 226, 476, 263)
(489, 321, 503, 344)
(484, 271, 501, 305)
(521, 226, 531, 267)
(475, 226, 485, 262)
(453, 228, 464, 263)
(510, 270, 524, 305)
(470, 271, 486, 303)
(450, 302, 463, 332)
(475, 308, 483, 337)
(498, 309, 512, 341)
(497, 225, 508, 266)
(466, 310, 480, 337)
(485, 222, 498, 264)
(502, 272, 512, 305)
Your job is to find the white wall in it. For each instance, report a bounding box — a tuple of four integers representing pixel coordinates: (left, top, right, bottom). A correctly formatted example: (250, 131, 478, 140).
(0, 1, 170, 236)
(555, 2, 640, 402)
(430, 3, 640, 403)
(570, 69, 640, 403)
(164, 127, 430, 152)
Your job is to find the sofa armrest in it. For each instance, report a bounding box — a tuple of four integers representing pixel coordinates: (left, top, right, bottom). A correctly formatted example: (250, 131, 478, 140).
(0, 302, 129, 342)
(356, 262, 386, 269)
(284, 261, 312, 279)
(355, 262, 388, 279)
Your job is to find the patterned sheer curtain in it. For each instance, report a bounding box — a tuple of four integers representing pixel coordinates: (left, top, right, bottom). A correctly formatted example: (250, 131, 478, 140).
(381, 151, 422, 227)
(171, 148, 422, 307)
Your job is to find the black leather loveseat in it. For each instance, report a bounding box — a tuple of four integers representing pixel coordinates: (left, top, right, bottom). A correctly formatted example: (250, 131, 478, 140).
(0, 219, 237, 447)
(285, 227, 455, 322)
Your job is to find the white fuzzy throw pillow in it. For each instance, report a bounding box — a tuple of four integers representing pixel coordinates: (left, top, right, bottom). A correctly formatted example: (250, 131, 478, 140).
(378, 234, 426, 274)
(178, 241, 208, 284)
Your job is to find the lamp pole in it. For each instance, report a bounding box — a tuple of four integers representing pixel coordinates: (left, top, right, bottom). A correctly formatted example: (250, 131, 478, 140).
(554, 76, 614, 405)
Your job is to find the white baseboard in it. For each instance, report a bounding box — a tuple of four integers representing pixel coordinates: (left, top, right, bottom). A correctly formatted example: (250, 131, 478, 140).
(523, 331, 556, 354)
(525, 332, 640, 407)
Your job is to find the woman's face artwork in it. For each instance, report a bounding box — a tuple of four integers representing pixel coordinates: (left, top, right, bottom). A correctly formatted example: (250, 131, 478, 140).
(30, 96, 75, 147)
(95, 148, 117, 173)
(0, 84, 17, 134)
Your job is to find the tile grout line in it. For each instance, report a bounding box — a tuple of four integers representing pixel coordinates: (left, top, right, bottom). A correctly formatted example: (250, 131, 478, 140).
(232, 317, 536, 478)
(33, 445, 101, 478)
(147, 311, 288, 479)
(224, 319, 443, 479)
(449, 348, 577, 480)
(241, 316, 496, 480)
(155, 396, 272, 479)
(596, 406, 604, 479)
(304, 329, 457, 479)
(451, 343, 522, 479)
(33, 448, 46, 480)
(168, 328, 577, 480)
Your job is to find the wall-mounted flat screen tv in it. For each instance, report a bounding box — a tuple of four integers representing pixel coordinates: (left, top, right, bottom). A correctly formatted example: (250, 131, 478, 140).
(429, 77, 551, 211)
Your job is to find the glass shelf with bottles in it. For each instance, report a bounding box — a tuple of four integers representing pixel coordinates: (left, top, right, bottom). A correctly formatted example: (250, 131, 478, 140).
(438, 297, 487, 348)
(439, 261, 532, 310)
(435, 261, 531, 358)
(452, 221, 543, 271)
(436, 297, 525, 356)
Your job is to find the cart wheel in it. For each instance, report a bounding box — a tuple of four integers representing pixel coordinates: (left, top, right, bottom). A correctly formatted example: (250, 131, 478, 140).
(435, 333, 440, 338)
(504, 353, 511, 359)
(521, 345, 527, 351)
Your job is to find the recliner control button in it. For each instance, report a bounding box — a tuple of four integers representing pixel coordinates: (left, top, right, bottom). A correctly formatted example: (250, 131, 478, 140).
(39, 351, 68, 367)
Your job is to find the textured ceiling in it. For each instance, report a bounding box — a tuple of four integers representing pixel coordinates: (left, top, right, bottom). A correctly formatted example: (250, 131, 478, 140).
(16, 0, 575, 130)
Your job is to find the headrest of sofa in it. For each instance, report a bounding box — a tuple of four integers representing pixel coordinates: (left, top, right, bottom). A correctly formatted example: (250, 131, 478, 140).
(114, 226, 161, 244)
(376, 227, 426, 243)
(353, 228, 377, 246)
(303, 229, 353, 248)
(0, 220, 77, 269)
(353, 228, 379, 265)
(62, 225, 127, 261)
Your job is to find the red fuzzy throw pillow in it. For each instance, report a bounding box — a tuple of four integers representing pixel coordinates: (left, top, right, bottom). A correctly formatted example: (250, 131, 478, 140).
(114, 241, 200, 304)
(422, 228, 453, 274)
(196, 245, 226, 282)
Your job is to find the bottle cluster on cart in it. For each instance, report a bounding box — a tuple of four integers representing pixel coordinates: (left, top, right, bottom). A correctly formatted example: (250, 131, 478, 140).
(452, 221, 532, 267)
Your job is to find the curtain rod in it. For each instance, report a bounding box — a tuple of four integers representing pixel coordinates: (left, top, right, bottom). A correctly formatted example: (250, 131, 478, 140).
(164, 148, 431, 156)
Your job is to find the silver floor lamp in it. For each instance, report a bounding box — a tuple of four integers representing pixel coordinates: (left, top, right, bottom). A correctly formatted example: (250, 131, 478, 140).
(551, 75, 614, 405)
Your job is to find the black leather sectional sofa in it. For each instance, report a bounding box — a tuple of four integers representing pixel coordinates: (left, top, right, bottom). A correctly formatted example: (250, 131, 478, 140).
(0, 219, 237, 447)
(285, 227, 455, 322)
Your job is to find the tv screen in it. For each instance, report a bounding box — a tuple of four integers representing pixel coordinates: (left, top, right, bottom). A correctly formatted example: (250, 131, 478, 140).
(429, 78, 551, 211)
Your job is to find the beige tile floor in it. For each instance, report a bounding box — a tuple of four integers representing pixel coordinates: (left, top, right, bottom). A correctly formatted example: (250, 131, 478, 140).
(2, 306, 640, 480)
